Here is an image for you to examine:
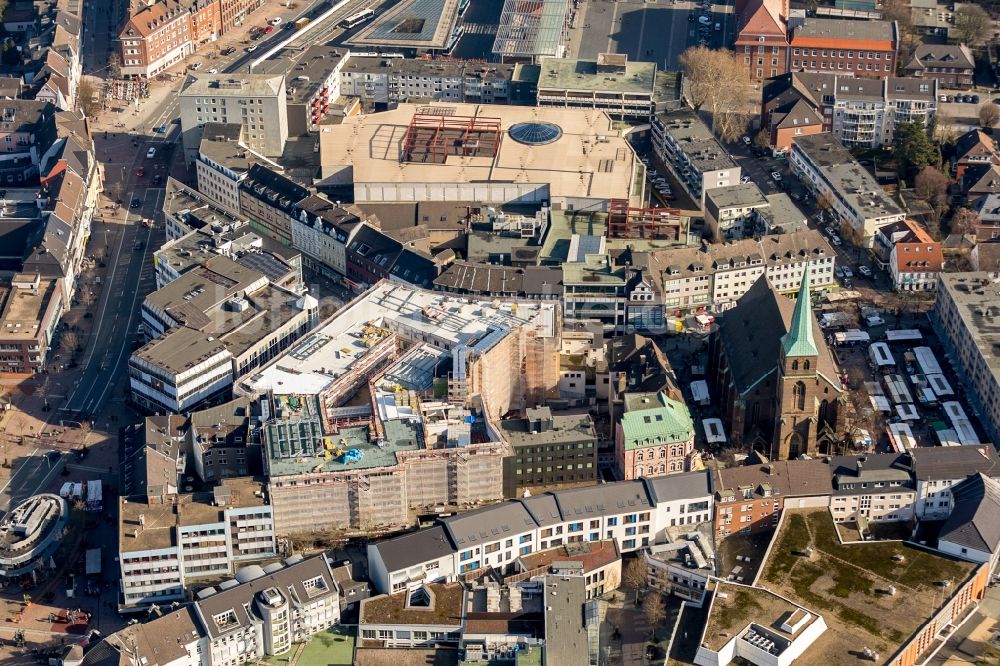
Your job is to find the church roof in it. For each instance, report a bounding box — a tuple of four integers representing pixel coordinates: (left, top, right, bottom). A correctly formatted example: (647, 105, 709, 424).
(715, 275, 841, 394)
(781, 266, 818, 358)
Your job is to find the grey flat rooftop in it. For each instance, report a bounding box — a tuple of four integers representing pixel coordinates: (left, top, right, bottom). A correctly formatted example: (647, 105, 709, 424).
(657, 110, 738, 173)
(537, 57, 656, 94)
(265, 420, 423, 477)
(792, 134, 903, 220)
(706, 183, 768, 210)
(347, 0, 461, 49)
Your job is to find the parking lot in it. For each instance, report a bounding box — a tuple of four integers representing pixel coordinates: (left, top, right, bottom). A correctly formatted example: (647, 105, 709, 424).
(573, 0, 735, 67)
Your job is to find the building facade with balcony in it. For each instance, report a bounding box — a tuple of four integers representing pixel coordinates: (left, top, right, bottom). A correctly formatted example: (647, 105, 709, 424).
(562, 254, 628, 333)
(651, 110, 741, 208)
(338, 56, 514, 106)
(118, 479, 277, 609)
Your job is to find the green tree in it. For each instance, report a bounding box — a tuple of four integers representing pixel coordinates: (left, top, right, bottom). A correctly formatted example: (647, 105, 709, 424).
(894, 120, 939, 181)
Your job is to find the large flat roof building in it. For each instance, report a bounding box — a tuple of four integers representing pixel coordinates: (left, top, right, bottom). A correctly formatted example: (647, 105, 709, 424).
(238, 280, 561, 535)
(790, 133, 905, 246)
(345, 0, 463, 53)
(535, 54, 680, 119)
(933, 272, 1000, 446)
(319, 103, 643, 210)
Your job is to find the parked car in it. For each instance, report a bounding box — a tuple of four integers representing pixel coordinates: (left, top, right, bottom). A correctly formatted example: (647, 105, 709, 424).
(830, 235, 842, 246)
(188, 62, 201, 70)
(146, 147, 156, 158)
(835, 266, 845, 279)
(263, 25, 274, 34)
(208, 68, 218, 74)
(740, 175, 752, 184)
(858, 265, 872, 277)
(221, 46, 236, 55)
(741, 135, 751, 146)
(698, 15, 711, 24)
(972, 95, 980, 104)
(842, 266, 853, 278)
(246, 44, 258, 52)
(270, 16, 282, 25)
(771, 171, 782, 181)
(153, 124, 167, 133)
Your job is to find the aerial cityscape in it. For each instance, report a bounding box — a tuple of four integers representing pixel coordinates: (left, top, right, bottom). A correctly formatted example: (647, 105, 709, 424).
(1, 0, 1000, 662)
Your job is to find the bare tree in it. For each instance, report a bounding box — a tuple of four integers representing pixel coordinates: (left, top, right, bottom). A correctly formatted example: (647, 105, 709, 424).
(80, 288, 95, 307)
(60, 331, 79, 355)
(914, 166, 950, 214)
(979, 103, 1000, 130)
(623, 557, 648, 604)
(754, 130, 771, 150)
(679, 47, 756, 143)
(933, 109, 959, 145)
(880, 0, 919, 68)
(954, 5, 992, 47)
(950, 207, 980, 236)
(77, 78, 101, 118)
(642, 592, 667, 637)
(108, 52, 122, 81)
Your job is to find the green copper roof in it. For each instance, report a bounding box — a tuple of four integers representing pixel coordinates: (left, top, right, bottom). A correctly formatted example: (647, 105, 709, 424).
(781, 266, 818, 359)
(620, 392, 694, 449)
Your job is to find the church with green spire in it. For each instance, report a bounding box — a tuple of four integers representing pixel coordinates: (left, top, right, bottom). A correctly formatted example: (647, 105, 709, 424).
(707, 267, 844, 460)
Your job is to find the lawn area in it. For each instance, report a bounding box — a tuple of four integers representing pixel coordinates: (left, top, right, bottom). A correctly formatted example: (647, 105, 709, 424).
(759, 509, 978, 665)
(297, 626, 355, 666)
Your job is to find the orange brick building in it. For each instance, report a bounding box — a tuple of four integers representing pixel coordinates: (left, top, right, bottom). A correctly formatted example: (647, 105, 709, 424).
(712, 458, 832, 537)
(734, 0, 789, 83)
(789, 18, 899, 78)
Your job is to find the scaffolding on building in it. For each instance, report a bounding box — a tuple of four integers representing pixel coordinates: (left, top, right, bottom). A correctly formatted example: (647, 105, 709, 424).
(607, 199, 684, 240)
(401, 112, 502, 164)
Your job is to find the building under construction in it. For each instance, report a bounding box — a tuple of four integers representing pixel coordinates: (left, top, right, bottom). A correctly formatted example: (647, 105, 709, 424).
(242, 281, 561, 535)
(607, 200, 685, 240)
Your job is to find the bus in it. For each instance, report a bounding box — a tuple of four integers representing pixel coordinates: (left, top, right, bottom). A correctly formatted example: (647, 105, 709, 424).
(341, 8, 375, 28)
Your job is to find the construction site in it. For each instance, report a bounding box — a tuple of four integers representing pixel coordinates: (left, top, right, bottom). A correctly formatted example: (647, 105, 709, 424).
(245, 281, 562, 536)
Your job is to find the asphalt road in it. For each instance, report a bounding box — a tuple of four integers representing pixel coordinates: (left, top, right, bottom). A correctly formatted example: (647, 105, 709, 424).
(576, 0, 734, 69)
(0, 450, 65, 518)
(81, 0, 126, 75)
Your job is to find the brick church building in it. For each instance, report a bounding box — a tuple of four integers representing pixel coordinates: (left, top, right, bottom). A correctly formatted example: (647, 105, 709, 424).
(708, 269, 844, 459)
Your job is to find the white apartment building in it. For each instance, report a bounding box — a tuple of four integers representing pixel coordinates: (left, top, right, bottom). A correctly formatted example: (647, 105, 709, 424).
(652, 229, 836, 313)
(704, 183, 771, 242)
(643, 532, 715, 606)
(129, 328, 234, 414)
(118, 480, 277, 609)
(289, 197, 360, 280)
(652, 110, 741, 208)
(366, 472, 713, 594)
(790, 133, 905, 246)
(179, 74, 289, 160)
(195, 123, 256, 215)
(130, 254, 316, 413)
(828, 76, 937, 148)
(338, 56, 512, 106)
(909, 445, 1000, 520)
(194, 556, 339, 666)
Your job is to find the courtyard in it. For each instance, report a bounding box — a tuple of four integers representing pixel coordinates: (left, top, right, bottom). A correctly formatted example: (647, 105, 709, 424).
(758, 509, 979, 664)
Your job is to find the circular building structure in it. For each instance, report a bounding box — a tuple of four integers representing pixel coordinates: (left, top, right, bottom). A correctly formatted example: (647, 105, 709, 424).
(0, 494, 69, 579)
